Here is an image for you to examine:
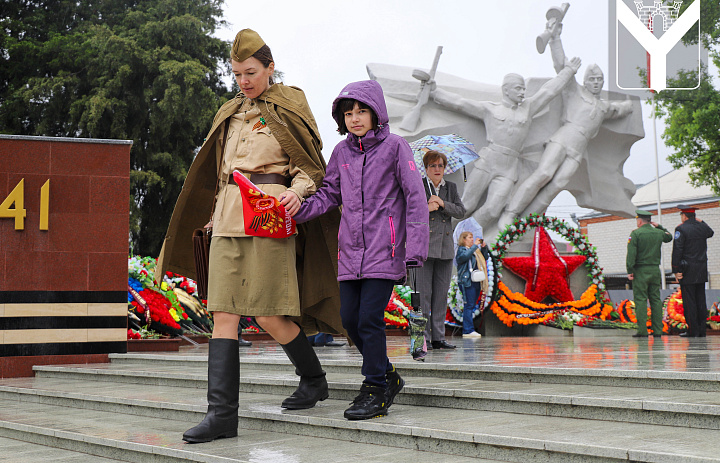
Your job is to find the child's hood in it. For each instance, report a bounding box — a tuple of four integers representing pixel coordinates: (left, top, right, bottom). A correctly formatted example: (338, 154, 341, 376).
(331, 80, 389, 128)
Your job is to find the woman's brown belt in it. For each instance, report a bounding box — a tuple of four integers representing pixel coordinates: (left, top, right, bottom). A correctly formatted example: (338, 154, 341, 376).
(228, 173, 291, 187)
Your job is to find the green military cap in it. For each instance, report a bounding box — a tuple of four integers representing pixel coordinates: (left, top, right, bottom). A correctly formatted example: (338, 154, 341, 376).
(231, 29, 265, 62)
(635, 210, 652, 218)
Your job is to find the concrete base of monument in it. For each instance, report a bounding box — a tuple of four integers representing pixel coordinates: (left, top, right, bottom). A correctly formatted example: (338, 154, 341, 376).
(481, 310, 571, 337)
(572, 326, 636, 337)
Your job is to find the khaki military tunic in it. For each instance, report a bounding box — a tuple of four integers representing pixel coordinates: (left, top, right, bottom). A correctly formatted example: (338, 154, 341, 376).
(208, 97, 316, 317)
(213, 99, 316, 237)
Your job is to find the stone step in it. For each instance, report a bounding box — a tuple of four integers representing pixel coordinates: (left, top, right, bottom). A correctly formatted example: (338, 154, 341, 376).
(0, 436, 122, 462)
(0, 399, 501, 463)
(0, 381, 718, 463)
(107, 352, 720, 392)
(28, 362, 720, 430)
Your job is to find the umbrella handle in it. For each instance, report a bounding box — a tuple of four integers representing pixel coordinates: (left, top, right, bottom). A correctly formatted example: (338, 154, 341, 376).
(409, 267, 421, 310)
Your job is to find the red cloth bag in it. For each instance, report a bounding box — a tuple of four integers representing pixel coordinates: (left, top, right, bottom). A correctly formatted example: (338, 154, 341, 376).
(232, 170, 296, 238)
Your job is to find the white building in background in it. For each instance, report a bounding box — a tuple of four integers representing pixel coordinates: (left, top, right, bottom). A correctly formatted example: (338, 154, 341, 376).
(578, 166, 719, 290)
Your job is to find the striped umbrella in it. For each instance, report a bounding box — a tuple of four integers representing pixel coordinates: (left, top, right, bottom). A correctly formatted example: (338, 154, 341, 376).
(409, 134, 479, 178)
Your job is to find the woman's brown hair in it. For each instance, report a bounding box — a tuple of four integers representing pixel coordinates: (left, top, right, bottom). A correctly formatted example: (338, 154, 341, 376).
(422, 150, 448, 169)
(253, 45, 275, 85)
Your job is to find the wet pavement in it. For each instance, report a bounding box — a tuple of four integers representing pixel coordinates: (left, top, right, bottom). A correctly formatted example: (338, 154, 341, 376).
(240, 332, 720, 373)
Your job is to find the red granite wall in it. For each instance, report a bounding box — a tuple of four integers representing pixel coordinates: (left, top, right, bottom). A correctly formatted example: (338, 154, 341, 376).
(0, 135, 132, 375)
(0, 136, 130, 292)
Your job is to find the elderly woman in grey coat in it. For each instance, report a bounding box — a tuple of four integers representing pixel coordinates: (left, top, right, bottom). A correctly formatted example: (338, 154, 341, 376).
(416, 150, 466, 349)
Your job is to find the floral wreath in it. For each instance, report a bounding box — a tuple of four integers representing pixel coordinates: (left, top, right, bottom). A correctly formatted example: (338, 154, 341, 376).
(447, 256, 496, 324)
(488, 214, 613, 327)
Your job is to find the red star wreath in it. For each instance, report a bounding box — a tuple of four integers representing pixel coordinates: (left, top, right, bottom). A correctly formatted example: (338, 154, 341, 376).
(501, 227, 586, 303)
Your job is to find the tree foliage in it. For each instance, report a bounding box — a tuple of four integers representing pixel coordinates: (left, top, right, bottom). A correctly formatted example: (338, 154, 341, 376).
(0, 0, 233, 255)
(653, 0, 720, 195)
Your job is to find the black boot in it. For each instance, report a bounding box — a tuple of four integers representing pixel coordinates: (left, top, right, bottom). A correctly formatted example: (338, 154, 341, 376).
(182, 338, 239, 443)
(385, 365, 404, 408)
(280, 331, 329, 409)
(344, 383, 388, 420)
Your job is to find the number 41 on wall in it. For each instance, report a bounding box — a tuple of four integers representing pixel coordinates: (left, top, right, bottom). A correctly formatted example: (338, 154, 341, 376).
(0, 179, 50, 230)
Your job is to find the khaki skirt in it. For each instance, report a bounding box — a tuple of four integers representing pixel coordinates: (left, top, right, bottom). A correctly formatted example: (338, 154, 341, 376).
(207, 236, 300, 317)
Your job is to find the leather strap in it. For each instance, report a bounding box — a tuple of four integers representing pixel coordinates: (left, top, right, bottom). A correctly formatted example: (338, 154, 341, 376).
(229, 172, 291, 187)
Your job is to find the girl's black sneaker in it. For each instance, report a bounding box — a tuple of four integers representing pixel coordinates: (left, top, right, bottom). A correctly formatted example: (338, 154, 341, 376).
(385, 367, 404, 408)
(344, 384, 388, 420)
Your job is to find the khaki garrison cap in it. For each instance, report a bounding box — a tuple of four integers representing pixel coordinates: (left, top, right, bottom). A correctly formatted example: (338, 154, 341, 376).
(231, 29, 265, 62)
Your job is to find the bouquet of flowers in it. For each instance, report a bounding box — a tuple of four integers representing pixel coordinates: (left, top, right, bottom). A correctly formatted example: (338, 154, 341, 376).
(384, 290, 410, 328)
(664, 289, 687, 333)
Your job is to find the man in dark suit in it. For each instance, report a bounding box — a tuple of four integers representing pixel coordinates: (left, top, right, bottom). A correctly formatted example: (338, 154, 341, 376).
(672, 205, 714, 337)
(416, 150, 466, 349)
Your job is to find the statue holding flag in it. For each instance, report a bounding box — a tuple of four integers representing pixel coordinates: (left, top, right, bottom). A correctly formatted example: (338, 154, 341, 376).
(497, 13, 635, 229)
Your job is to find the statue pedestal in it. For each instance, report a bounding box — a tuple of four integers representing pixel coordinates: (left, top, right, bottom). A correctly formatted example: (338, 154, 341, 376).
(481, 310, 571, 337)
(572, 326, 636, 337)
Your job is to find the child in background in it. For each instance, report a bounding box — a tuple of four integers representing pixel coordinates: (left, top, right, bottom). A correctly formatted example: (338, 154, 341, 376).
(292, 80, 429, 420)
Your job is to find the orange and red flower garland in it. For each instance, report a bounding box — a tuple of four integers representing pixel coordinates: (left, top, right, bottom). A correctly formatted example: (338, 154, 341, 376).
(490, 281, 614, 327)
(488, 214, 613, 327)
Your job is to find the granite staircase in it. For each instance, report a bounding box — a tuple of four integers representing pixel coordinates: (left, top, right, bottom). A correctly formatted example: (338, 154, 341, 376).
(0, 340, 719, 462)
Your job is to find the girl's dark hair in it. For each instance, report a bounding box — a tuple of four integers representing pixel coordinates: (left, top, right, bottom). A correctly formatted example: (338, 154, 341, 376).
(334, 98, 378, 135)
(253, 45, 275, 85)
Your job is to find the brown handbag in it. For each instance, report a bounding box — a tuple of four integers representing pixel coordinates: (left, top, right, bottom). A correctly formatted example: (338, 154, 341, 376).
(192, 227, 212, 300)
(192, 119, 231, 300)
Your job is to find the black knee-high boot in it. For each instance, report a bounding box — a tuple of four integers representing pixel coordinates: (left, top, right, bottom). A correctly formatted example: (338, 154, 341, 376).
(182, 338, 239, 443)
(280, 331, 329, 409)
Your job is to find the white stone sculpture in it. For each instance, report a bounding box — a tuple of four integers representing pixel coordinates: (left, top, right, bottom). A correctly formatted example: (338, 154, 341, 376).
(432, 58, 581, 230)
(496, 15, 635, 229)
(366, 3, 644, 241)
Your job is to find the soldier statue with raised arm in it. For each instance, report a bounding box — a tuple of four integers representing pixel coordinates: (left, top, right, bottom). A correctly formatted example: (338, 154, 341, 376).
(432, 57, 582, 230)
(497, 14, 634, 228)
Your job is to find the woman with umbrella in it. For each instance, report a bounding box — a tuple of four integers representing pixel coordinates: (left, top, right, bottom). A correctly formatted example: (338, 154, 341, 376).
(415, 149, 466, 349)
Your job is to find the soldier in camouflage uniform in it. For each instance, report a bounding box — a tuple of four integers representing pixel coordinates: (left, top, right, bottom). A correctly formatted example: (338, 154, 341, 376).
(626, 210, 673, 337)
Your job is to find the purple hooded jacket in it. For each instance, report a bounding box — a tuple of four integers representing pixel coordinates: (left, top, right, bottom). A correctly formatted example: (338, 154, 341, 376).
(294, 80, 429, 281)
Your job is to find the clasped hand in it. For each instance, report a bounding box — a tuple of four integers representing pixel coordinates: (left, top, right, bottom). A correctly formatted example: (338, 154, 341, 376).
(427, 195, 444, 212)
(279, 190, 301, 215)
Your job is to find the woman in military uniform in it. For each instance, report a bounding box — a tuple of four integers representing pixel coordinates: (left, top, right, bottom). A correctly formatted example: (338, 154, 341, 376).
(156, 29, 342, 444)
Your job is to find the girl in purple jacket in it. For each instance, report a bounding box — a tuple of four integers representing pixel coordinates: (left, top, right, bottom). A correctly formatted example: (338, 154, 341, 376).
(292, 80, 429, 420)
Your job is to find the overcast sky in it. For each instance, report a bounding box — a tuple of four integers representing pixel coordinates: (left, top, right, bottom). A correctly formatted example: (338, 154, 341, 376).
(217, 0, 713, 220)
